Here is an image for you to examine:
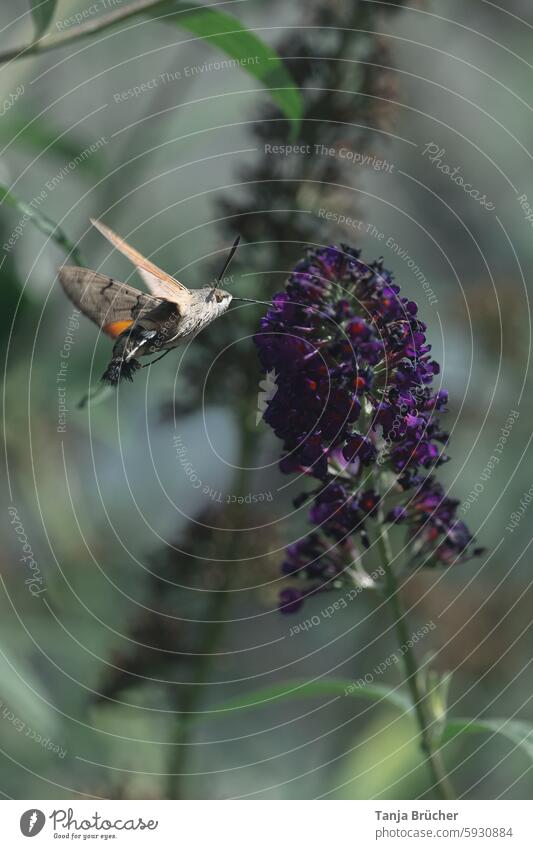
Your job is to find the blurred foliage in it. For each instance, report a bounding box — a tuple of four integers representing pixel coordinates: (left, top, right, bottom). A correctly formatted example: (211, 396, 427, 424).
(29, 0, 58, 40)
(0, 184, 83, 263)
(3, 1, 302, 135)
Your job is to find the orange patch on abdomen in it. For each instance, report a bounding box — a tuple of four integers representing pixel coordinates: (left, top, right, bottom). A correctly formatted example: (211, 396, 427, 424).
(103, 319, 134, 338)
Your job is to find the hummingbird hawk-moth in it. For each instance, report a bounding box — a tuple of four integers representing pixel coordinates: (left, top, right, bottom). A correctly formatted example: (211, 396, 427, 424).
(58, 219, 260, 390)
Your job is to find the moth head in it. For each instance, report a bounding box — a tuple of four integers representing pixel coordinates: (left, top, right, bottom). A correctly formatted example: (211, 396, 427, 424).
(207, 287, 232, 309)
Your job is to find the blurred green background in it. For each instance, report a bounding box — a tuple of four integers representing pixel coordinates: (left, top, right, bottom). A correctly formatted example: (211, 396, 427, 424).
(1, 0, 532, 799)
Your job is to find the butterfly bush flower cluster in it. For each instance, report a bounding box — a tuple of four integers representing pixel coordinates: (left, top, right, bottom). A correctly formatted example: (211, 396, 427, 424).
(254, 245, 482, 613)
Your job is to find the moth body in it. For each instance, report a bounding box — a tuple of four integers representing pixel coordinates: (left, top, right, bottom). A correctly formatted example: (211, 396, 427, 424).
(102, 288, 232, 385)
(58, 219, 235, 389)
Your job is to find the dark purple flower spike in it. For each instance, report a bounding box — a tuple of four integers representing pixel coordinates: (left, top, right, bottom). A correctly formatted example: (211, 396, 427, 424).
(254, 244, 482, 611)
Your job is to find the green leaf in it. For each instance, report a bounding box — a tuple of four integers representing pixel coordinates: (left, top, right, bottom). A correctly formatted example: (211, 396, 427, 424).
(4, 2, 303, 138)
(207, 679, 411, 716)
(441, 717, 533, 761)
(336, 711, 428, 799)
(424, 663, 453, 735)
(29, 0, 58, 39)
(0, 646, 59, 738)
(157, 3, 302, 137)
(0, 185, 83, 265)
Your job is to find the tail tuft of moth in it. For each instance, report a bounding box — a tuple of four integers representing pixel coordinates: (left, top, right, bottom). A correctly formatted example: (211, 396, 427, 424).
(101, 357, 141, 385)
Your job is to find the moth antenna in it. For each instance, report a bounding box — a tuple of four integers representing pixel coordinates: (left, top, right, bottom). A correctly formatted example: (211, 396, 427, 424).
(214, 235, 241, 288)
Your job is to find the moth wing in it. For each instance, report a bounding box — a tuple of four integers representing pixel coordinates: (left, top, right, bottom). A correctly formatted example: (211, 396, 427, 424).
(58, 266, 166, 338)
(90, 218, 192, 310)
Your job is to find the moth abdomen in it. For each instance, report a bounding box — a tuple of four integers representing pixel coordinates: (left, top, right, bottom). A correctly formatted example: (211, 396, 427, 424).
(101, 356, 141, 386)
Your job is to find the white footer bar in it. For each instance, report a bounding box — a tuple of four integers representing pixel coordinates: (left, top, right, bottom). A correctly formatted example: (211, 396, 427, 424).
(2, 799, 530, 848)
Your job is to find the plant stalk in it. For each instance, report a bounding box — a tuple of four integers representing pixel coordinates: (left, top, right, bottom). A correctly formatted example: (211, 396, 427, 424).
(167, 574, 231, 800)
(376, 524, 454, 800)
(0, 0, 184, 65)
(167, 414, 256, 799)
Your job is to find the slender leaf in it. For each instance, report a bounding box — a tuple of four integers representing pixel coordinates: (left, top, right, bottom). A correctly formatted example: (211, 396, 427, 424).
(4, 2, 302, 136)
(0, 647, 59, 738)
(0, 185, 83, 264)
(425, 664, 454, 735)
(29, 0, 58, 39)
(441, 717, 533, 761)
(157, 3, 302, 136)
(336, 712, 428, 800)
(5, 2, 302, 137)
(207, 679, 411, 716)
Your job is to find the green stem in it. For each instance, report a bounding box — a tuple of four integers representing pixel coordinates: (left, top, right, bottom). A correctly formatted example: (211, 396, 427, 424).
(0, 0, 177, 65)
(0, 186, 84, 266)
(167, 416, 256, 799)
(167, 576, 231, 800)
(376, 524, 454, 800)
